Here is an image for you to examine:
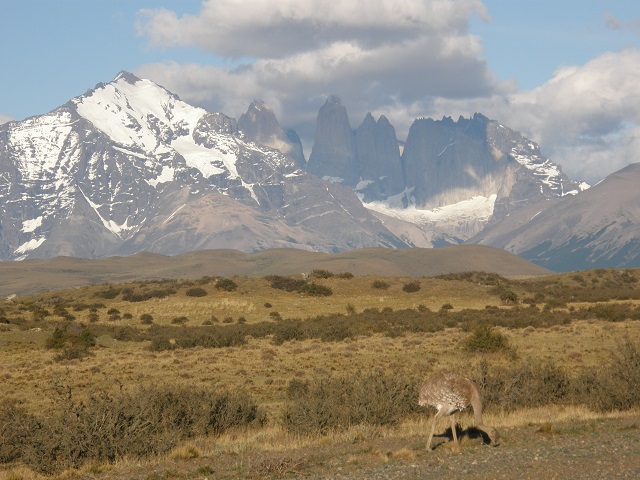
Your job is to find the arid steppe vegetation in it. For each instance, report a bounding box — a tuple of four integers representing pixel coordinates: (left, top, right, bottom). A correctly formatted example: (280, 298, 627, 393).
(1, 267, 640, 478)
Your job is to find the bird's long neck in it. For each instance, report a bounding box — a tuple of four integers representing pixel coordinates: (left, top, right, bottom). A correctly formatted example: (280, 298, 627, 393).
(471, 393, 485, 426)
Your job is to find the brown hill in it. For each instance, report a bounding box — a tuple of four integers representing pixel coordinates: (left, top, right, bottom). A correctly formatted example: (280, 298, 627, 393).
(0, 245, 550, 298)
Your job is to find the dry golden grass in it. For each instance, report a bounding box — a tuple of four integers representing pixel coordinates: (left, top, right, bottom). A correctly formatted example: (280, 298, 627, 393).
(2, 270, 640, 479)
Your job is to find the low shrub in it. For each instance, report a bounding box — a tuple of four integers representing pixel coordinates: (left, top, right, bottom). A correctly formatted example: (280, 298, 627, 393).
(185, 287, 208, 297)
(266, 275, 332, 296)
(45, 324, 95, 351)
(402, 281, 421, 293)
(336, 272, 354, 279)
(462, 324, 512, 354)
(579, 339, 640, 411)
(94, 287, 121, 299)
(282, 372, 421, 435)
(300, 283, 333, 297)
(215, 278, 238, 292)
(122, 287, 177, 302)
(371, 280, 389, 290)
(474, 360, 570, 412)
(311, 269, 334, 279)
(2, 385, 263, 474)
(267, 275, 307, 292)
(490, 285, 518, 305)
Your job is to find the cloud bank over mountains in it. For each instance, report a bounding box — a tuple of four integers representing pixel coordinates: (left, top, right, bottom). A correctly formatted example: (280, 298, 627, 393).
(133, 1, 640, 185)
(134, 0, 499, 146)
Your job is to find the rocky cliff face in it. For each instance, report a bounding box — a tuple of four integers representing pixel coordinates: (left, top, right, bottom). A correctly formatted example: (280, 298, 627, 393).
(354, 113, 405, 202)
(305, 103, 585, 245)
(306, 96, 358, 184)
(402, 115, 509, 209)
(238, 100, 305, 167)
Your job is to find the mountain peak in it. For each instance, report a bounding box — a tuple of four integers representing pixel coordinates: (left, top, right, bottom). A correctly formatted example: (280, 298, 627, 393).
(247, 100, 272, 112)
(113, 71, 141, 84)
(325, 94, 342, 106)
(238, 100, 305, 165)
(239, 100, 279, 136)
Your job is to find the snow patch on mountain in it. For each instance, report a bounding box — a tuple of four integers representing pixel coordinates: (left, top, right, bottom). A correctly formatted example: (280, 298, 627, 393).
(22, 217, 43, 233)
(9, 112, 76, 181)
(14, 237, 46, 258)
(509, 141, 589, 196)
(147, 165, 176, 187)
(362, 190, 496, 228)
(171, 137, 229, 178)
(79, 187, 136, 238)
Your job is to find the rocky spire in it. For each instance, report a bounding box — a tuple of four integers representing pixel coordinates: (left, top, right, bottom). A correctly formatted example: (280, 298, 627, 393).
(354, 113, 404, 200)
(306, 96, 358, 185)
(238, 100, 305, 166)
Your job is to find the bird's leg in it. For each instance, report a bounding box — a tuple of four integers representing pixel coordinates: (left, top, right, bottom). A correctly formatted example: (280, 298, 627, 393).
(450, 414, 458, 445)
(427, 409, 444, 450)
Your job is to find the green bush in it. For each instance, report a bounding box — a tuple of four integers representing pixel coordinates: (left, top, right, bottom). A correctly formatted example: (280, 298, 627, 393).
(440, 303, 453, 313)
(336, 272, 354, 279)
(45, 324, 95, 351)
(185, 287, 208, 297)
(311, 269, 334, 279)
(94, 287, 121, 299)
(490, 285, 518, 305)
(122, 287, 177, 302)
(266, 275, 307, 292)
(300, 283, 333, 297)
(462, 324, 512, 354)
(216, 278, 238, 292)
(402, 281, 421, 293)
(371, 280, 390, 289)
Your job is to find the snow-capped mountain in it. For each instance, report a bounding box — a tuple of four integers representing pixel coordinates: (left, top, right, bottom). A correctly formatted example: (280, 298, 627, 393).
(0, 72, 408, 260)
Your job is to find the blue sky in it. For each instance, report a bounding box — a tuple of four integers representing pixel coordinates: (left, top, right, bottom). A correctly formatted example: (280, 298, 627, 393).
(1, 0, 639, 184)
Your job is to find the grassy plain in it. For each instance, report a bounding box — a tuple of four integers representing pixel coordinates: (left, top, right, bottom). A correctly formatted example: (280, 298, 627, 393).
(1, 267, 640, 478)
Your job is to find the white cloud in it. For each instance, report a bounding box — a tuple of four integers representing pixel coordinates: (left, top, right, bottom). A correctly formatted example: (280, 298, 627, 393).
(134, 1, 640, 185)
(137, 0, 489, 58)
(135, 0, 498, 148)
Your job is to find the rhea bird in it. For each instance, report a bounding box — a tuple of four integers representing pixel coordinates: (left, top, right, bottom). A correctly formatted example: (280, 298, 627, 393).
(418, 372, 498, 450)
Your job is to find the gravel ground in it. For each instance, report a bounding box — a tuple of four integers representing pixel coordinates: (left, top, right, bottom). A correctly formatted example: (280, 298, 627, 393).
(76, 415, 640, 479)
(300, 416, 640, 480)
